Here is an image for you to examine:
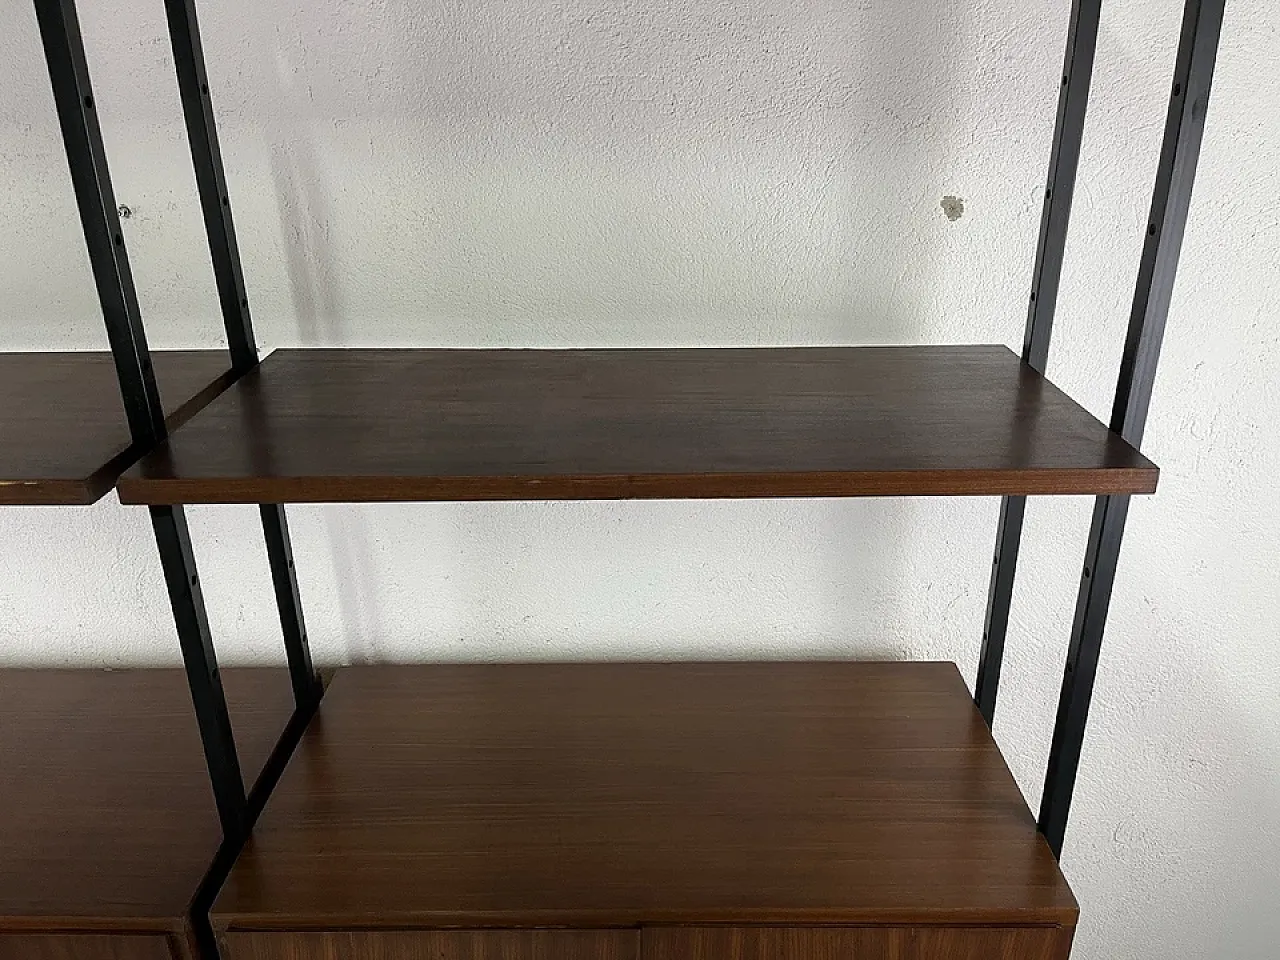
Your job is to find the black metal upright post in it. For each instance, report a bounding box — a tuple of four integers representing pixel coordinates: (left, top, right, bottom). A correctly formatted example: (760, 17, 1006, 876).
(975, 0, 1104, 726)
(33, 0, 247, 840)
(163, 0, 322, 710)
(1039, 0, 1227, 857)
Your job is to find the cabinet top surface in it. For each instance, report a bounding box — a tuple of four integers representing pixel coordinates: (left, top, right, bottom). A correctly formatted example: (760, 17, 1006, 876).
(118, 345, 1155, 503)
(214, 660, 1077, 929)
(0, 669, 293, 931)
(0, 351, 232, 505)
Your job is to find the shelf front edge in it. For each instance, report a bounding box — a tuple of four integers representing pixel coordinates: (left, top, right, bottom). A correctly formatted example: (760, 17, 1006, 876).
(116, 466, 1158, 505)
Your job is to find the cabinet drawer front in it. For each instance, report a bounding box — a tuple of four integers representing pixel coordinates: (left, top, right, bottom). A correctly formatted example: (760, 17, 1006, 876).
(222, 930, 639, 960)
(0, 934, 176, 960)
(641, 926, 1074, 960)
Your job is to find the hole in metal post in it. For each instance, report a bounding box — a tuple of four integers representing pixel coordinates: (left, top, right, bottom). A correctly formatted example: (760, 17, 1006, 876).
(1148, 223, 1157, 236)
(113, 233, 123, 246)
(201, 83, 209, 94)
(1173, 82, 1182, 96)
(1062, 74, 1069, 85)
(1030, 291, 1037, 302)
(221, 196, 229, 207)
(1084, 566, 1092, 578)
(83, 94, 94, 108)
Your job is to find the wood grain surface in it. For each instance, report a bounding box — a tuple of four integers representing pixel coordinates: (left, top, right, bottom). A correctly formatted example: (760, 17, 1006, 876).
(0, 350, 234, 505)
(223, 930, 638, 960)
(0, 350, 232, 504)
(643, 926, 1073, 960)
(0, 934, 176, 960)
(0, 669, 294, 933)
(118, 346, 1156, 503)
(213, 661, 1076, 931)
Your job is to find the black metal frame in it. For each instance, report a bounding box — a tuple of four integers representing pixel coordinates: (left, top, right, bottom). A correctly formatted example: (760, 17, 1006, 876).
(976, 0, 1103, 727)
(978, 0, 1227, 856)
(1036, 0, 1227, 856)
(37, 0, 1226, 865)
(162, 0, 323, 713)
(34, 0, 321, 841)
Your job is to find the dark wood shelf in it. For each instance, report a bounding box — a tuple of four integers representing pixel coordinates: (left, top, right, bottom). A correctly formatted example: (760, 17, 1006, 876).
(117, 346, 1156, 504)
(0, 350, 234, 505)
(0, 668, 294, 960)
(213, 661, 1076, 947)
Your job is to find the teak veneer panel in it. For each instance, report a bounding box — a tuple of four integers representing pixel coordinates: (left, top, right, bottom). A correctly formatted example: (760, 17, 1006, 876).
(0, 935, 177, 960)
(221, 930, 638, 960)
(643, 926, 1073, 960)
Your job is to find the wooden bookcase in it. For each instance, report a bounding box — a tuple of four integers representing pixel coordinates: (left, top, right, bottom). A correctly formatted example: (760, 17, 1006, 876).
(8, 0, 1227, 957)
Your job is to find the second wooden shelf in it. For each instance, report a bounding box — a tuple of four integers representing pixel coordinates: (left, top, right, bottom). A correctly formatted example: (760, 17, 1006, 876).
(117, 345, 1157, 504)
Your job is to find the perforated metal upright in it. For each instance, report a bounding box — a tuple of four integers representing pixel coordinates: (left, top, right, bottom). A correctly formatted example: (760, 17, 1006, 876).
(972, 0, 1226, 856)
(32, 0, 322, 847)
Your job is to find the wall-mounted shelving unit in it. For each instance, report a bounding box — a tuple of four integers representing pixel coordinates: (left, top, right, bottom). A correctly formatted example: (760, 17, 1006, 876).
(7, 0, 1227, 957)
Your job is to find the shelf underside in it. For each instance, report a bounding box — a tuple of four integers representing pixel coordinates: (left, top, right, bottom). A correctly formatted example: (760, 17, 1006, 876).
(0, 350, 234, 505)
(213, 661, 1076, 931)
(0, 668, 293, 930)
(118, 346, 1157, 504)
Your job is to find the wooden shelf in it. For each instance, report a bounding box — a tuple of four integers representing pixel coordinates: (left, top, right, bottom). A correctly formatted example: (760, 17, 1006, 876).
(0, 351, 234, 505)
(117, 346, 1156, 504)
(212, 661, 1076, 946)
(0, 668, 294, 960)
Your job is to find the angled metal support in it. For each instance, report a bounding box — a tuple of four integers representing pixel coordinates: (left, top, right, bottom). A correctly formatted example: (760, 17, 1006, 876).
(34, 0, 247, 839)
(32, 0, 166, 443)
(151, 504, 249, 840)
(976, 0, 1104, 726)
(1039, 0, 1227, 857)
(259, 503, 321, 707)
(164, 0, 322, 709)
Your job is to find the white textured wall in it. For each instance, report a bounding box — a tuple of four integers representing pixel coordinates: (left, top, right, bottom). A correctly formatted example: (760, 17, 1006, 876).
(1, 0, 1277, 957)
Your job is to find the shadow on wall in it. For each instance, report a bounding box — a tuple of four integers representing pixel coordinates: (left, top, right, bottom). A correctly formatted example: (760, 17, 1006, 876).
(250, 13, 381, 665)
(238, 0, 974, 661)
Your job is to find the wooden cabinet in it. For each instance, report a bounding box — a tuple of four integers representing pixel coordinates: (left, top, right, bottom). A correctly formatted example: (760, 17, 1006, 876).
(210, 665, 1077, 960)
